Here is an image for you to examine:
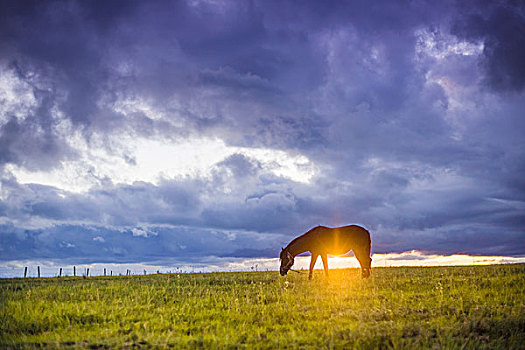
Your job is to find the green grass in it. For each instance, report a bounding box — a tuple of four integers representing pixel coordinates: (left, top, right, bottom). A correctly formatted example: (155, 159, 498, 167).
(1, 265, 524, 349)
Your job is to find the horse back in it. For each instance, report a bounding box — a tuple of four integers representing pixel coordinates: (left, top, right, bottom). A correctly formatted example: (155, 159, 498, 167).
(313, 225, 370, 255)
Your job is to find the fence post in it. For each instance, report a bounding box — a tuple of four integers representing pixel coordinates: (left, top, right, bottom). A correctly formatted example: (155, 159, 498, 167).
(74, 266, 76, 277)
(37, 266, 40, 278)
(104, 268, 106, 276)
(24, 267, 28, 278)
(86, 268, 90, 277)
(59, 268, 62, 278)
(110, 270, 113, 276)
(144, 270, 147, 275)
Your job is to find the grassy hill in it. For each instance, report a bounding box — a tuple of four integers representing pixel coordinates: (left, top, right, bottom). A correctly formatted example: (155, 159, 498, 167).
(1, 265, 524, 348)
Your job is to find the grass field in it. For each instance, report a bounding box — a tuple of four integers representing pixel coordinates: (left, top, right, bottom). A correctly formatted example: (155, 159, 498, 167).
(1, 264, 524, 349)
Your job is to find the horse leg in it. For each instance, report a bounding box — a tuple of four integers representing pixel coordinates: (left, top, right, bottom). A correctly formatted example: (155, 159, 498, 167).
(309, 254, 318, 280)
(354, 249, 371, 278)
(320, 253, 329, 279)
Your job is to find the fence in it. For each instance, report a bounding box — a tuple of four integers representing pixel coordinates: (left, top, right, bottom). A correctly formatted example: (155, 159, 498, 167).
(19, 266, 193, 278)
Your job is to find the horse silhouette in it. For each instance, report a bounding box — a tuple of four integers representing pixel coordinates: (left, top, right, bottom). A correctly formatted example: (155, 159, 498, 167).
(280, 225, 372, 279)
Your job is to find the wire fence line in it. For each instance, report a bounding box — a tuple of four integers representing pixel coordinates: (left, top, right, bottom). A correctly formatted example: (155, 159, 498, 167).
(14, 265, 271, 278)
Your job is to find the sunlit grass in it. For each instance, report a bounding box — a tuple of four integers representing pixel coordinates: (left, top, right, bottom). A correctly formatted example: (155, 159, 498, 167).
(1, 265, 524, 348)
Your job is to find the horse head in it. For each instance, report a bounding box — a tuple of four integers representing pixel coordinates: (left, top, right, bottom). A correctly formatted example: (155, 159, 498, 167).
(279, 247, 294, 276)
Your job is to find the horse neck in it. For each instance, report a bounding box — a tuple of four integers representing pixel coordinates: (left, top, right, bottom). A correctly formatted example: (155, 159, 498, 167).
(286, 234, 311, 257)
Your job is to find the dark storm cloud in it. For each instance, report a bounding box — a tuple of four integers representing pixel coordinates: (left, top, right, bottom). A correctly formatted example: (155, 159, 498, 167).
(453, 1, 525, 92)
(0, 222, 285, 262)
(2, 159, 521, 259)
(1, 0, 524, 268)
(0, 63, 75, 170)
(217, 153, 260, 178)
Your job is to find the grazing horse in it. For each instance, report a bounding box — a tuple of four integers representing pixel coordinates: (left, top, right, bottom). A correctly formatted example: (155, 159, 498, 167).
(279, 225, 372, 279)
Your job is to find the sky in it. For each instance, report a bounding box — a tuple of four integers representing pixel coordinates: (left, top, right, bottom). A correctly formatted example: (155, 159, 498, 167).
(1, 0, 524, 276)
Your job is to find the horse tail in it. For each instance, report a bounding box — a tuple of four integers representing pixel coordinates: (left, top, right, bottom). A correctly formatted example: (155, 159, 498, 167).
(366, 229, 371, 257)
(362, 228, 372, 277)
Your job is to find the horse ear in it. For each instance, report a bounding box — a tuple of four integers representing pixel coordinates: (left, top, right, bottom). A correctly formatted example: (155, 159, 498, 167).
(281, 247, 284, 251)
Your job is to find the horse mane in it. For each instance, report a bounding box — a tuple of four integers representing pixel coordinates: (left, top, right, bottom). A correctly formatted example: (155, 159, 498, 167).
(285, 225, 325, 250)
